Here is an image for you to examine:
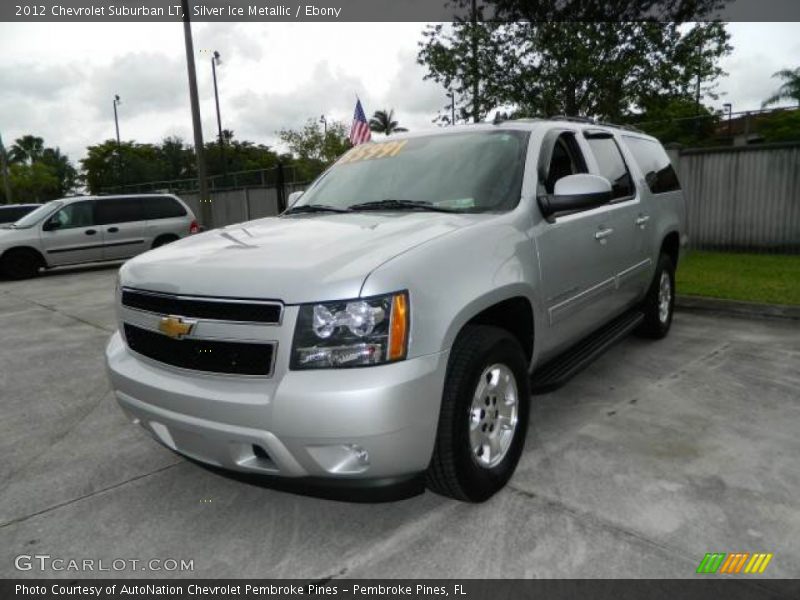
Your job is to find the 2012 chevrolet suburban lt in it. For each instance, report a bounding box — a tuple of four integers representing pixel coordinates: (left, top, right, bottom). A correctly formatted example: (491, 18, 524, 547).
(105, 119, 687, 502)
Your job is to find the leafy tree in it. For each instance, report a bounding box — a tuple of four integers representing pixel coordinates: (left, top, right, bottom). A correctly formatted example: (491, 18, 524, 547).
(3, 162, 61, 203)
(9, 135, 45, 165)
(279, 118, 351, 181)
(762, 68, 800, 108)
(40, 147, 78, 197)
(369, 109, 409, 136)
(757, 110, 800, 143)
(1, 136, 77, 202)
(418, 1, 732, 122)
(626, 99, 720, 147)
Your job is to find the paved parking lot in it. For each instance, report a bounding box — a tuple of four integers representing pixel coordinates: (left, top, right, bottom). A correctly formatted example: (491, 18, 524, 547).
(1, 265, 798, 580)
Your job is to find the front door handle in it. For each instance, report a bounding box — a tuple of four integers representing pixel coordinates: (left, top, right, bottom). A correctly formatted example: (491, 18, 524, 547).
(635, 215, 650, 228)
(85, 229, 97, 236)
(594, 227, 614, 241)
(107, 227, 119, 233)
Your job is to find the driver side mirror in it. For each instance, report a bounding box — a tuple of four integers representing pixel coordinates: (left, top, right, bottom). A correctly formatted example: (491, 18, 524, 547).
(42, 219, 60, 231)
(538, 174, 612, 219)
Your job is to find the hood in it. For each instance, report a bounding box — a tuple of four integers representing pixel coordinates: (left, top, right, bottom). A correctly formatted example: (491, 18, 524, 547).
(122, 211, 483, 303)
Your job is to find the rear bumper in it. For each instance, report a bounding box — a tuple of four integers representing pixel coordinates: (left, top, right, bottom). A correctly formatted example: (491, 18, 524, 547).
(106, 331, 448, 480)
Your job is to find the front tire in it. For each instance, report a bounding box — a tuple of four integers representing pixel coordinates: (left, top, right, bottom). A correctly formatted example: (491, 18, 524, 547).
(426, 325, 531, 502)
(0, 248, 43, 280)
(636, 253, 675, 339)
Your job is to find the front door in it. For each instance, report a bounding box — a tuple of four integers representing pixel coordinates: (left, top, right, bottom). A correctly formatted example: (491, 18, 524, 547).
(39, 200, 104, 266)
(534, 130, 621, 355)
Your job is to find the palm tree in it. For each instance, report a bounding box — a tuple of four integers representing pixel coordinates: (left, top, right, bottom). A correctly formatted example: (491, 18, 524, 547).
(369, 109, 408, 136)
(9, 135, 45, 165)
(762, 67, 800, 108)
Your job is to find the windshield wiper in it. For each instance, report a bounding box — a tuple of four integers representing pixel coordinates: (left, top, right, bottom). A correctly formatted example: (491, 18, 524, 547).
(348, 199, 457, 213)
(283, 204, 352, 215)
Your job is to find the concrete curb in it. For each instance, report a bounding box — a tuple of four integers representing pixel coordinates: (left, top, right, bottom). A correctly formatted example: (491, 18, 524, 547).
(676, 295, 800, 321)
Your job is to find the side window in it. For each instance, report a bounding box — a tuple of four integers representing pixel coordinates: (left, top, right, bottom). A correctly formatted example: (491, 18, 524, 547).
(585, 135, 634, 200)
(623, 137, 681, 194)
(50, 201, 95, 229)
(96, 197, 143, 225)
(545, 132, 587, 194)
(142, 196, 187, 220)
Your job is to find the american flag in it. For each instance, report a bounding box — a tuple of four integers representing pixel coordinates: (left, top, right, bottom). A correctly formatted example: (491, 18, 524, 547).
(349, 99, 372, 146)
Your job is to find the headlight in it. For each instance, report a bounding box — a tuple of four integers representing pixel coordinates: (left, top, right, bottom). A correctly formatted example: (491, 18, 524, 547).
(291, 291, 409, 369)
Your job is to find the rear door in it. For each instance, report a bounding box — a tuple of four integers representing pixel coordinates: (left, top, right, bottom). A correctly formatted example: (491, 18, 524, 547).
(534, 129, 620, 354)
(142, 195, 189, 242)
(96, 197, 147, 260)
(39, 200, 103, 265)
(582, 130, 649, 310)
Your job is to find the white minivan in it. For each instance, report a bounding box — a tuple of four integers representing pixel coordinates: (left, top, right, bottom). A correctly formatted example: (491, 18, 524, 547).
(0, 194, 198, 279)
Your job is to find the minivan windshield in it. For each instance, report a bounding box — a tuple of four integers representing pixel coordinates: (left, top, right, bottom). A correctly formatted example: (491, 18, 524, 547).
(12, 200, 63, 228)
(294, 130, 530, 214)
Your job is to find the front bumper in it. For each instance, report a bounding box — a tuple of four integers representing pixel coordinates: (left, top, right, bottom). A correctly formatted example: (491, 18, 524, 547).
(105, 331, 448, 480)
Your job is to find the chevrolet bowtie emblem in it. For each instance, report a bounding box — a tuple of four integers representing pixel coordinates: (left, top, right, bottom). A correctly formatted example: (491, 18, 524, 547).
(158, 316, 195, 339)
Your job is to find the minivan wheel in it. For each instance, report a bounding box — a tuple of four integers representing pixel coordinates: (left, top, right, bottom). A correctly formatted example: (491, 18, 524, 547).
(152, 235, 179, 249)
(0, 248, 43, 280)
(636, 253, 675, 339)
(426, 325, 531, 502)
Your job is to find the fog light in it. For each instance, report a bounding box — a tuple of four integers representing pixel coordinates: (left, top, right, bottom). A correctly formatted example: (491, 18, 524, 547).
(306, 443, 370, 474)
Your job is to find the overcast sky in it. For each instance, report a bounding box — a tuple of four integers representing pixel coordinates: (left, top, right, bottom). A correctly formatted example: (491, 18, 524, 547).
(1, 22, 798, 164)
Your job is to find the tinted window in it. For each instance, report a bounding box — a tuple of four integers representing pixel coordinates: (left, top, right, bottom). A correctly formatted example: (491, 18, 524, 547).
(545, 133, 588, 194)
(96, 197, 143, 225)
(586, 136, 634, 200)
(50, 201, 96, 229)
(0, 207, 30, 222)
(142, 196, 187, 220)
(623, 137, 681, 194)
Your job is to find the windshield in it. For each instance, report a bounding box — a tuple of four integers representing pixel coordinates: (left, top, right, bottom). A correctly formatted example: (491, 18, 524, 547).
(296, 130, 530, 213)
(12, 200, 63, 228)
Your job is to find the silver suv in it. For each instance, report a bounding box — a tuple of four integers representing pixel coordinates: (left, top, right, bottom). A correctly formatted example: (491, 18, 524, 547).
(105, 120, 686, 501)
(0, 194, 198, 279)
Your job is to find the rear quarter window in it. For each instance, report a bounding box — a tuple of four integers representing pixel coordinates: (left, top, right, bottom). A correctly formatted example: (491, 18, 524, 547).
(623, 137, 681, 194)
(142, 196, 187, 220)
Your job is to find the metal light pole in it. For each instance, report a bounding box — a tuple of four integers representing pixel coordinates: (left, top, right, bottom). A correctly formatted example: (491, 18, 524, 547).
(0, 133, 12, 204)
(471, 0, 479, 123)
(211, 50, 226, 185)
(113, 94, 122, 189)
(447, 90, 456, 125)
(723, 102, 733, 140)
(181, 0, 211, 226)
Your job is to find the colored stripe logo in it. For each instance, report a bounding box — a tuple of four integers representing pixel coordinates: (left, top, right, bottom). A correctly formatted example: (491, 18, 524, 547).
(697, 553, 773, 574)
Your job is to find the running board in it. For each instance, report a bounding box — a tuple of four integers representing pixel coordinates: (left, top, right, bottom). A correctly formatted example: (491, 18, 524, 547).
(531, 309, 644, 394)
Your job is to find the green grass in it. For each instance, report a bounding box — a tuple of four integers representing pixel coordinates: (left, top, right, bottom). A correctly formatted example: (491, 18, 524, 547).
(676, 251, 800, 306)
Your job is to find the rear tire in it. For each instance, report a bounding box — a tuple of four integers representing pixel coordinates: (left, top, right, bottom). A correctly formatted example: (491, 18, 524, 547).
(0, 248, 43, 280)
(152, 235, 179, 249)
(426, 325, 531, 502)
(636, 253, 675, 339)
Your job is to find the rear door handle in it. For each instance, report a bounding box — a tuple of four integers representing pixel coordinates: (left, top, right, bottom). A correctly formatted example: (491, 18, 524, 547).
(107, 227, 119, 233)
(85, 229, 97, 236)
(635, 215, 650, 228)
(594, 228, 614, 240)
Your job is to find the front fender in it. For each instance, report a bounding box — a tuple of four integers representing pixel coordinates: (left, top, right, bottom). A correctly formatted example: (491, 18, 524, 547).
(360, 215, 545, 367)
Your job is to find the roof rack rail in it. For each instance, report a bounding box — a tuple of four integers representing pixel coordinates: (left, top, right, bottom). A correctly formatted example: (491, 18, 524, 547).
(550, 115, 596, 124)
(595, 120, 645, 134)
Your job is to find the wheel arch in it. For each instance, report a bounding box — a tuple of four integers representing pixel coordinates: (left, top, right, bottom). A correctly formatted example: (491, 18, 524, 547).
(0, 245, 47, 266)
(443, 287, 536, 368)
